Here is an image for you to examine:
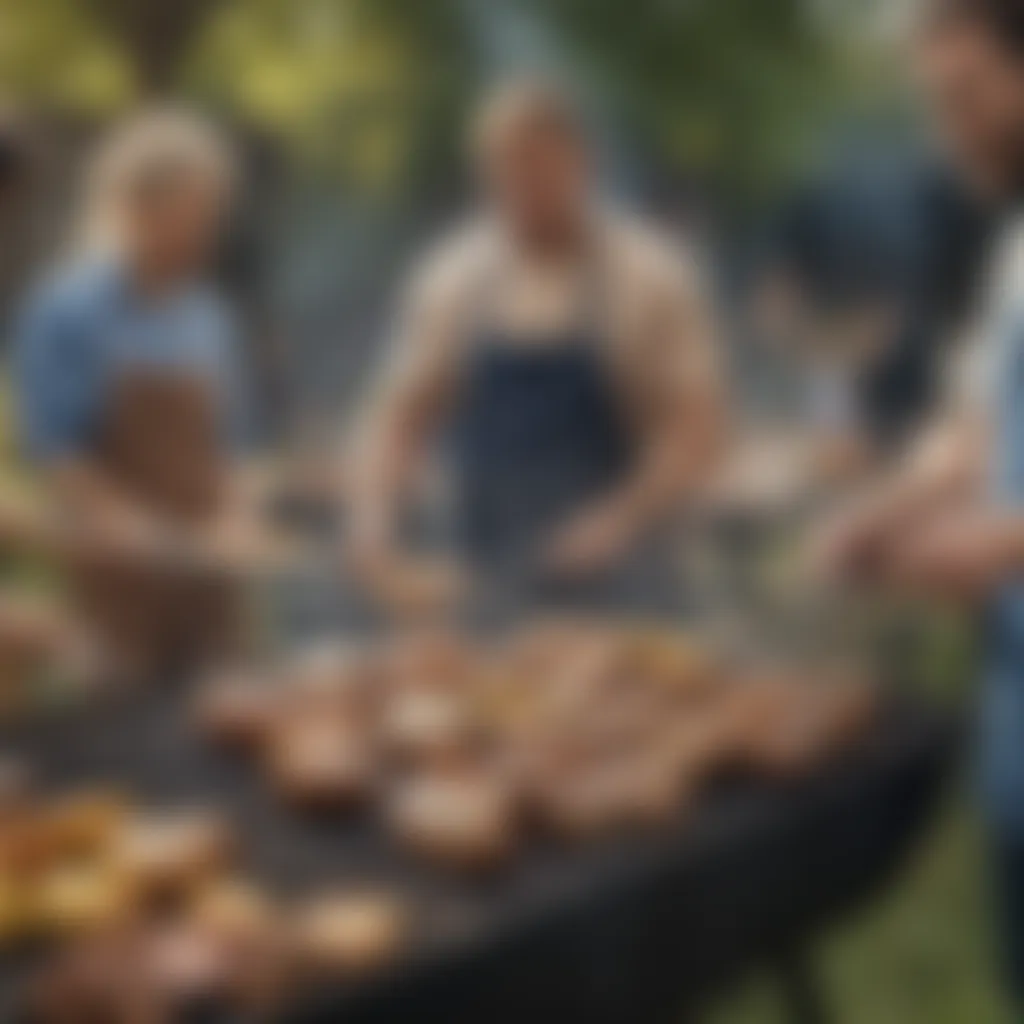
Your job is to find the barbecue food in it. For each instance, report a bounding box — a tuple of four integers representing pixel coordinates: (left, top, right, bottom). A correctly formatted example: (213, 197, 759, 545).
(569, 688, 665, 755)
(0, 793, 252, 953)
(0, 816, 60, 878)
(618, 748, 695, 826)
(380, 689, 481, 766)
(662, 712, 741, 785)
(819, 675, 878, 747)
(386, 629, 478, 693)
(187, 622, 881, 877)
(292, 890, 409, 976)
(281, 641, 378, 721)
(33, 914, 285, 1022)
(0, 758, 31, 824)
(3, 618, 891, 1021)
(43, 789, 130, 859)
(770, 676, 877, 774)
(109, 811, 233, 904)
(723, 672, 878, 779)
(0, 877, 30, 946)
(387, 766, 517, 870)
(532, 767, 628, 840)
(30, 930, 159, 1024)
(34, 862, 137, 938)
(531, 749, 682, 840)
(0, 789, 126, 877)
(268, 719, 374, 812)
(191, 878, 276, 949)
(625, 627, 718, 702)
(141, 920, 238, 1013)
(195, 669, 279, 753)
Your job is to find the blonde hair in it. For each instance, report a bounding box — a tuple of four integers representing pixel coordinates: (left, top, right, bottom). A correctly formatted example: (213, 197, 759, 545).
(77, 108, 236, 255)
(470, 78, 585, 165)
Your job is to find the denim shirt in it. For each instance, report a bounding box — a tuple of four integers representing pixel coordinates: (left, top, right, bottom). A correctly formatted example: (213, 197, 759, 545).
(13, 259, 246, 463)
(981, 295, 1024, 836)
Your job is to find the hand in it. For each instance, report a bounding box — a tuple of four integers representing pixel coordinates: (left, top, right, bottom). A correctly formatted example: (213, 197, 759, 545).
(806, 500, 894, 586)
(196, 512, 304, 577)
(0, 490, 54, 555)
(347, 541, 466, 619)
(544, 501, 638, 580)
(888, 512, 1023, 603)
(76, 506, 171, 568)
(810, 433, 873, 487)
(0, 595, 68, 662)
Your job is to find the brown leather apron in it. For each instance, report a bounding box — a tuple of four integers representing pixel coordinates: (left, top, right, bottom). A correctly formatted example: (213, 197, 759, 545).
(75, 368, 238, 677)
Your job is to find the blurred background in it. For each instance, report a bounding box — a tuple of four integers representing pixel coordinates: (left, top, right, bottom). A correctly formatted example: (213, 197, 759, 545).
(0, 0, 994, 445)
(0, 1, 1001, 1021)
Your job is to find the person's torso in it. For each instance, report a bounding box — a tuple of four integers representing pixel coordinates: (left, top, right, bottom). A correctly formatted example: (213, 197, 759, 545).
(75, 261, 235, 519)
(447, 230, 634, 567)
(977, 216, 1024, 831)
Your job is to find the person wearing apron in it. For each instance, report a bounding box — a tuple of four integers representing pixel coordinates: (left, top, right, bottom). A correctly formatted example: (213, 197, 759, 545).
(14, 111, 247, 679)
(349, 80, 722, 619)
(814, 1, 1024, 1008)
(448, 249, 673, 614)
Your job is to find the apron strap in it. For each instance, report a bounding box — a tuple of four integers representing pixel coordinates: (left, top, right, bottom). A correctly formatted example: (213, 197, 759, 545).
(467, 223, 613, 354)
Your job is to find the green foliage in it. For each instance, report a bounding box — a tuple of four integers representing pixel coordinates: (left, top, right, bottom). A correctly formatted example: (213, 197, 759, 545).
(183, 0, 472, 191)
(714, 792, 1005, 1024)
(0, 0, 909, 197)
(0, 0, 472, 193)
(0, 0, 132, 111)
(534, 0, 904, 201)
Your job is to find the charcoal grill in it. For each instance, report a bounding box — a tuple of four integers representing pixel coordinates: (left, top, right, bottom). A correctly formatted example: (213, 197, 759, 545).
(0, 675, 955, 1024)
(0, 510, 961, 1024)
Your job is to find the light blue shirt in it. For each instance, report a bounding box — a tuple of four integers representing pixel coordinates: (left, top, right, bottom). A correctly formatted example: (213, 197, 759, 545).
(13, 259, 246, 463)
(981, 284, 1024, 836)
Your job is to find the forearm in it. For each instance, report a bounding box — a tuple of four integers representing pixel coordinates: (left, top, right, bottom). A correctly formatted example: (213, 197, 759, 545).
(617, 257, 726, 531)
(345, 415, 465, 615)
(348, 421, 427, 558)
(611, 437, 710, 532)
(994, 515, 1024, 573)
(854, 417, 982, 536)
(46, 458, 166, 535)
(347, 264, 460, 559)
(0, 490, 60, 556)
(217, 458, 269, 521)
(611, 391, 726, 532)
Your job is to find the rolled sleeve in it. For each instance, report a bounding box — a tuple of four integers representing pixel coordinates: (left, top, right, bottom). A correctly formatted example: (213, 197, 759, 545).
(13, 289, 100, 463)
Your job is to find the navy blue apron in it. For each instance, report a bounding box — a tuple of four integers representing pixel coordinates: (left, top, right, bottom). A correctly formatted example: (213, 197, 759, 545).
(447, 247, 680, 615)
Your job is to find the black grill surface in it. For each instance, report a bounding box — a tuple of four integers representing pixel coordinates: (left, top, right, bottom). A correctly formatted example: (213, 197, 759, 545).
(0, 680, 957, 1024)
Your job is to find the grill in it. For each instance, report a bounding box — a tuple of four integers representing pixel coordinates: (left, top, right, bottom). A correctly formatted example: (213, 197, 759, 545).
(0, 505, 961, 1022)
(0, 673, 955, 1023)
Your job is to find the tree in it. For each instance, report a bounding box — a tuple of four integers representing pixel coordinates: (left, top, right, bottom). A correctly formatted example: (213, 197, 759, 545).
(532, 0, 904, 203)
(0, 0, 905, 200)
(183, 0, 472, 193)
(81, 0, 228, 96)
(0, 0, 131, 112)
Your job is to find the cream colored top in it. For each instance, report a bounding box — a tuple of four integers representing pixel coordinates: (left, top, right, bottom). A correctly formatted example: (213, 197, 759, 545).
(363, 208, 719, 437)
(947, 215, 1024, 419)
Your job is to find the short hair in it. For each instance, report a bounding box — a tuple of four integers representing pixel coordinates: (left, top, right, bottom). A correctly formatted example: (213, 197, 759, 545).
(923, 0, 1024, 56)
(470, 78, 586, 163)
(79, 108, 236, 251)
(88, 108, 236, 208)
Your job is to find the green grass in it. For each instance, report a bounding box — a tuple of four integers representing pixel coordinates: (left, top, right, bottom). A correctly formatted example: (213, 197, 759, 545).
(712, 789, 1008, 1024)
